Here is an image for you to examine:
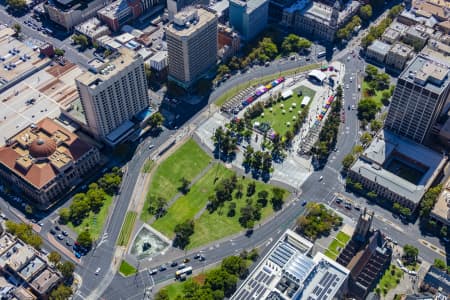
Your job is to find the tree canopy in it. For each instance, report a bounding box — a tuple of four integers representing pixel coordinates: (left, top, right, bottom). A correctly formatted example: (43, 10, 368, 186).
(5, 221, 42, 249)
(281, 34, 312, 54)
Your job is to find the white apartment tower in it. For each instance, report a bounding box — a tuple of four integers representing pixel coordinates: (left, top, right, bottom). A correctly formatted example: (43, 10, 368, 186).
(76, 49, 150, 141)
(167, 8, 218, 89)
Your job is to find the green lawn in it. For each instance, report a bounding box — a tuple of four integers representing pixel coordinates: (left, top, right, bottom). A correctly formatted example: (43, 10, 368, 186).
(216, 63, 320, 107)
(119, 260, 137, 276)
(117, 211, 137, 246)
(362, 81, 389, 108)
(254, 86, 316, 136)
(141, 139, 212, 223)
(377, 264, 403, 296)
(152, 163, 288, 248)
(336, 231, 350, 244)
(188, 168, 288, 249)
(323, 231, 350, 260)
(67, 194, 113, 240)
(324, 250, 338, 260)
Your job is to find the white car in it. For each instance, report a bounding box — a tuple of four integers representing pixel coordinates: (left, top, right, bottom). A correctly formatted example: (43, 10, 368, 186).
(95, 267, 101, 275)
(318, 176, 323, 181)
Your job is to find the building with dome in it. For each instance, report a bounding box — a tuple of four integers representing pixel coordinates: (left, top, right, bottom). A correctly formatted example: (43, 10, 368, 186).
(0, 118, 100, 210)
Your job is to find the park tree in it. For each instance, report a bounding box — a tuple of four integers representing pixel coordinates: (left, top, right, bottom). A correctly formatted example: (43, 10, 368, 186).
(77, 230, 93, 249)
(403, 244, 419, 264)
(148, 112, 164, 129)
(204, 269, 238, 297)
(227, 202, 237, 217)
(257, 190, 269, 207)
(251, 151, 263, 172)
(148, 196, 167, 218)
(59, 208, 71, 224)
(239, 204, 256, 228)
(48, 251, 61, 265)
(359, 5, 372, 21)
(50, 284, 73, 300)
(179, 177, 191, 194)
(365, 64, 378, 81)
(281, 34, 311, 54)
(86, 187, 106, 213)
(246, 181, 256, 197)
(271, 187, 284, 211)
(57, 261, 75, 281)
(173, 220, 194, 249)
(357, 98, 379, 122)
(98, 172, 122, 195)
(72, 34, 89, 48)
(6, 0, 27, 10)
(261, 151, 272, 174)
(69, 194, 90, 224)
(222, 256, 248, 279)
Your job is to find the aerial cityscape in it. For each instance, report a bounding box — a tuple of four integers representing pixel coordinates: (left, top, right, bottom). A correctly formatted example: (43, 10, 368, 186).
(0, 0, 448, 299)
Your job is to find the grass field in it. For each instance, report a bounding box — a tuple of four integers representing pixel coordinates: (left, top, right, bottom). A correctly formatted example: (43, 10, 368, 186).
(323, 231, 350, 260)
(141, 139, 211, 223)
(152, 164, 230, 237)
(152, 162, 288, 247)
(377, 264, 403, 295)
(117, 211, 137, 246)
(216, 63, 320, 107)
(119, 260, 137, 276)
(67, 194, 113, 240)
(254, 86, 315, 135)
(362, 81, 390, 108)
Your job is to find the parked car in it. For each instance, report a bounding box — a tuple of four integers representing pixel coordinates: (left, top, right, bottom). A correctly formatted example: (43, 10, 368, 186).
(50, 229, 56, 235)
(57, 234, 64, 240)
(62, 231, 68, 236)
(54, 226, 61, 231)
(199, 255, 205, 261)
(159, 264, 167, 271)
(302, 200, 307, 206)
(66, 240, 73, 247)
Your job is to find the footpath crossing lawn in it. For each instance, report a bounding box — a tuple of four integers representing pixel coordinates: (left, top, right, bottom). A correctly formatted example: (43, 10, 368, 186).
(67, 194, 113, 240)
(141, 139, 211, 223)
(117, 211, 137, 246)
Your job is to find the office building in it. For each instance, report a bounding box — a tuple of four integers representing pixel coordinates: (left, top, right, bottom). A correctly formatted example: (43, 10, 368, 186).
(166, 0, 209, 20)
(166, 8, 218, 89)
(281, 0, 360, 42)
(348, 130, 446, 212)
(385, 53, 450, 144)
(385, 42, 414, 70)
(76, 49, 150, 143)
(0, 118, 100, 210)
(229, 0, 269, 41)
(365, 40, 391, 65)
(0, 232, 63, 299)
(44, 0, 109, 31)
(231, 229, 350, 300)
(403, 25, 430, 50)
(97, 0, 143, 32)
(75, 17, 111, 42)
(421, 266, 450, 296)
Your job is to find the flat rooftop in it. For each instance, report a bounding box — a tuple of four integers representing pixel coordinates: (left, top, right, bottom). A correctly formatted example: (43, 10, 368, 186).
(167, 8, 217, 38)
(0, 28, 51, 90)
(76, 48, 139, 87)
(400, 53, 450, 94)
(368, 40, 391, 55)
(30, 268, 61, 294)
(0, 234, 15, 256)
(0, 241, 35, 272)
(351, 130, 446, 204)
(389, 42, 413, 57)
(0, 62, 83, 145)
(231, 230, 349, 300)
(19, 256, 45, 281)
(231, 0, 268, 13)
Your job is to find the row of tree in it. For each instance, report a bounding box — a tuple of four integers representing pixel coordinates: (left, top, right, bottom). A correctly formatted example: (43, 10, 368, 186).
(5, 221, 42, 249)
(48, 253, 76, 300)
(360, 4, 403, 48)
(243, 146, 273, 176)
(336, 16, 362, 41)
(156, 255, 250, 300)
(212, 126, 238, 160)
(311, 86, 343, 163)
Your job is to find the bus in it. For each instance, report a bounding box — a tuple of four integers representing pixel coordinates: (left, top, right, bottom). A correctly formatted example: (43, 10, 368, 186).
(175, 266, 192, 280)
(317, 51, 326, 58)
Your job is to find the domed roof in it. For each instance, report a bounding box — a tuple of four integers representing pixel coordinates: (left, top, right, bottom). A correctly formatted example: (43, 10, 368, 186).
(29, 137, 57, 158)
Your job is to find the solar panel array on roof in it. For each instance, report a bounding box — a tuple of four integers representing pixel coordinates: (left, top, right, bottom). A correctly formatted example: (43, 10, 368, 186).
(284, 253, 315, 283)
(307, 270, 341, 300)
(269, 242, 297, 268)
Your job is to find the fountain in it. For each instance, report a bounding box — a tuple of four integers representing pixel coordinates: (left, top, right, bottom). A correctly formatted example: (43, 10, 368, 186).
(130, 225, 170, 260)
